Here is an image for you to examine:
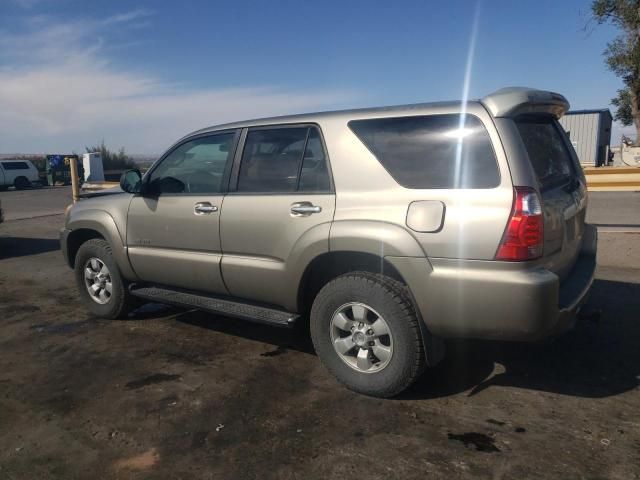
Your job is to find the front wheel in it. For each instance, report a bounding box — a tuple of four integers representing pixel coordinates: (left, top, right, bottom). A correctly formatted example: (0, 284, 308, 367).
(74, 239, 135, 319)
(310, 272, 426, 397)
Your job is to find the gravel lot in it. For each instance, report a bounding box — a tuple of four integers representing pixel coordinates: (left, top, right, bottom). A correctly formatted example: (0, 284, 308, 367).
(0, 189, 639, 479)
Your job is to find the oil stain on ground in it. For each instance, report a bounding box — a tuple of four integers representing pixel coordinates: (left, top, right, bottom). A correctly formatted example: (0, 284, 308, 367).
(125, 373, 181, 390)
(447, 432, 500, 453)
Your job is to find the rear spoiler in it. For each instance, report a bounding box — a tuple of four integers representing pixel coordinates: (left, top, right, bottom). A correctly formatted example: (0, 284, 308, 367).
(481, 87, 569, 119)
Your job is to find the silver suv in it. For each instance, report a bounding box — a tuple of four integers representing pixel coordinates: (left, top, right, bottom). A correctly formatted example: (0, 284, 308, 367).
(61, 87, 596, 397)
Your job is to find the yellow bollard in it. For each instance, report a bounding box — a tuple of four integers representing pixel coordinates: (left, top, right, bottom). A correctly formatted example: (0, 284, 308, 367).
(69, 156, 79, 203)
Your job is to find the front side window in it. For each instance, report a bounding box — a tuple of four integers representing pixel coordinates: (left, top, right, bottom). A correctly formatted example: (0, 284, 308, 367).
(349, 114, 500, 189)
(237, 126, 331, 193)
(147, 133, 236, 195)
(2, 161, 29, 170)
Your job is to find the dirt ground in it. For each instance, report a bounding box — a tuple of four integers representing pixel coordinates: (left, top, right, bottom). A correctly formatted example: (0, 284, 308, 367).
(1, 210, 640, 479)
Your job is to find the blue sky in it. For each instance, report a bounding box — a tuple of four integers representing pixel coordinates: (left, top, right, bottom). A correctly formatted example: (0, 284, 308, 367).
(0, 0, 633, 154)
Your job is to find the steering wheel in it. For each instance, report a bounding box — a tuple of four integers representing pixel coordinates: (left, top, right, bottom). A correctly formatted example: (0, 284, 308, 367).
(185, 169, 220, 193)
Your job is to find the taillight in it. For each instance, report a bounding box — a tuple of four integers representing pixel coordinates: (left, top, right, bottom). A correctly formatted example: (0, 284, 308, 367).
(495, 186, 543, 261)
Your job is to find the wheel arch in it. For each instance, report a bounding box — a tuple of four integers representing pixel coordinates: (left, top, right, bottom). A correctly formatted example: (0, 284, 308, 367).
(66, 210, 137, 280)
(67, 228, 105, 268)
(296, 251, 406, 314)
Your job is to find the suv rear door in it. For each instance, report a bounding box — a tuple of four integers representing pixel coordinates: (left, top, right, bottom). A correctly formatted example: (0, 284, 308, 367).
(514, 115, 587, 278)
(219, 124, 335, 309)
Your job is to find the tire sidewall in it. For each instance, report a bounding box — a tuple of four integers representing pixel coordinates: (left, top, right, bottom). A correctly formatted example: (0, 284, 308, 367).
(74, 240, 128, 319)
(310, 274, 422, 397)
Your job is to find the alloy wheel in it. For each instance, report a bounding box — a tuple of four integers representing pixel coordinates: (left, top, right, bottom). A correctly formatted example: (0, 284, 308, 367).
(330, 302, 393, 373)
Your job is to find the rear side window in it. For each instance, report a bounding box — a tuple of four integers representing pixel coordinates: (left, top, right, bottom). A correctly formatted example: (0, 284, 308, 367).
(2, 161, 29, 170)
(348, 114, 499, 189)
(237, 126, 331, 193)
(299, 128, 331, 192)
(515, 116, 576, 188)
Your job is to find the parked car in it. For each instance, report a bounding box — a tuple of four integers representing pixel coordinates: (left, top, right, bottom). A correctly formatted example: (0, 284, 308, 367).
(0, 160, 39, 190)
(60, 87, 597, 397)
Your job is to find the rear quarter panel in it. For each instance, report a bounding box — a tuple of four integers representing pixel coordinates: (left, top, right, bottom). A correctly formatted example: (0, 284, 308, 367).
(319, 102, 514, 260)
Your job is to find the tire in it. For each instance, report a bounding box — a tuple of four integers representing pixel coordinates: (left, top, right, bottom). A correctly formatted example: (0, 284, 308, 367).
(74, 238, 136, 319)
(310, 272, 426, 397)
(14, 177, 30, 190)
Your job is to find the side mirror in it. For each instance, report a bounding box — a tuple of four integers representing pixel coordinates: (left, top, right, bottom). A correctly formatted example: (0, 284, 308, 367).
(120, 169, 142, 194)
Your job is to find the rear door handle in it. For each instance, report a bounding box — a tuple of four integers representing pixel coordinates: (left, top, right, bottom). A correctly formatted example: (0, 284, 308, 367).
(291, 202, 322, 216)
(194, 202, 218, 215)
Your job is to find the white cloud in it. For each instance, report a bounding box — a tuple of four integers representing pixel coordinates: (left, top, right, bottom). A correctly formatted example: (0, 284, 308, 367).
(103, 8, 153, 25)
(0, 12, 357, 154)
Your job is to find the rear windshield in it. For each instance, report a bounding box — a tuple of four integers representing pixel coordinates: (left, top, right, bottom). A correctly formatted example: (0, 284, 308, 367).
(515, 116, 576, 188)
(348, 114, 500, 189)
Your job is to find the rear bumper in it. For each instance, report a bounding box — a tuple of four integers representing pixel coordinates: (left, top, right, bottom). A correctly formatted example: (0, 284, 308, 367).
(386, 225, 597, 342)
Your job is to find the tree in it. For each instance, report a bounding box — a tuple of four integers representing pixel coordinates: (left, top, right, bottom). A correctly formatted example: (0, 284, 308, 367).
(592, 0, 640, 144)
(85, 140, 136, 170)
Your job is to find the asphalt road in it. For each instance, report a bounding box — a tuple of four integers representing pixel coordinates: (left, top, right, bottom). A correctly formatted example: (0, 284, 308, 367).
(587, 191, 640, 229)
(0, 190, 639, 479)
(0, 186, 72, 221)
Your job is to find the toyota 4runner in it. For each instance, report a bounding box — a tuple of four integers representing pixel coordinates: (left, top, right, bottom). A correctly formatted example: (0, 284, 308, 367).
(61, 87, 597, 397)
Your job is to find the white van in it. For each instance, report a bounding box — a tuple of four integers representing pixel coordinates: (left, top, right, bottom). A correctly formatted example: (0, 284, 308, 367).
(0, 160, 40, 190)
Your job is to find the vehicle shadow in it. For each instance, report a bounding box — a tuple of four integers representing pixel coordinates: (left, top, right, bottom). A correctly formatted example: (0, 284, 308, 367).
(173, 308, 315, 355)
(161, 277, 640, 400)
(402, 277, 640, 400)
(0, 236, 60, 259)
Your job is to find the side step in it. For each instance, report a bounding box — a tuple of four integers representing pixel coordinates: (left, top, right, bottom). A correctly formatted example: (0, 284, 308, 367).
(129, 285, 299, 328)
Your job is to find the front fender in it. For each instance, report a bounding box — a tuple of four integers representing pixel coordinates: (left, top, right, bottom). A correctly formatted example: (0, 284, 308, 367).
(66, 209, 137, 280)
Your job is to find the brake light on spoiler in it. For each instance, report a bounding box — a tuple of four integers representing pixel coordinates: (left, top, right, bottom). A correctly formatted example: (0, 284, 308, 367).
(495, 186, 543, 261)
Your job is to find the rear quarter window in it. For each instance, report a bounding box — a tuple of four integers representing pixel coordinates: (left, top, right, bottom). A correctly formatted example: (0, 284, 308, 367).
(1, 161, 30, 170)
(348, 114, 500, 189)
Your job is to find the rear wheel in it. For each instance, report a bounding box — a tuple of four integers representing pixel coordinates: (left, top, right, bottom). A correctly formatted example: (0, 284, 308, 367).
(310, 272, 426, 397)
(74, 239, 135, 319)
(14, 177, 30, 190)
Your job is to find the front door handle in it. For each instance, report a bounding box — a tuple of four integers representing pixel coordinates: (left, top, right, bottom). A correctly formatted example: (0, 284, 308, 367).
(291, 202, 322, 216)
(194, 202, 218, 215)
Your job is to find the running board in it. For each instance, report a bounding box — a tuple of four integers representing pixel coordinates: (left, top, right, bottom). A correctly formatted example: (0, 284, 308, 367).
(129, 285, 299, 328)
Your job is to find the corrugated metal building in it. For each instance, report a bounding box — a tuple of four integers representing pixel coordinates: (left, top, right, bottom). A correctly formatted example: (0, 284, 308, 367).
(559, 109, 613, 166)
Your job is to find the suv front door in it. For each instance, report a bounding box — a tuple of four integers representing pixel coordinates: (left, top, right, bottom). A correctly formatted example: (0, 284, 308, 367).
(127, 131, 239, 293)
(220, 125, 335, 310)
